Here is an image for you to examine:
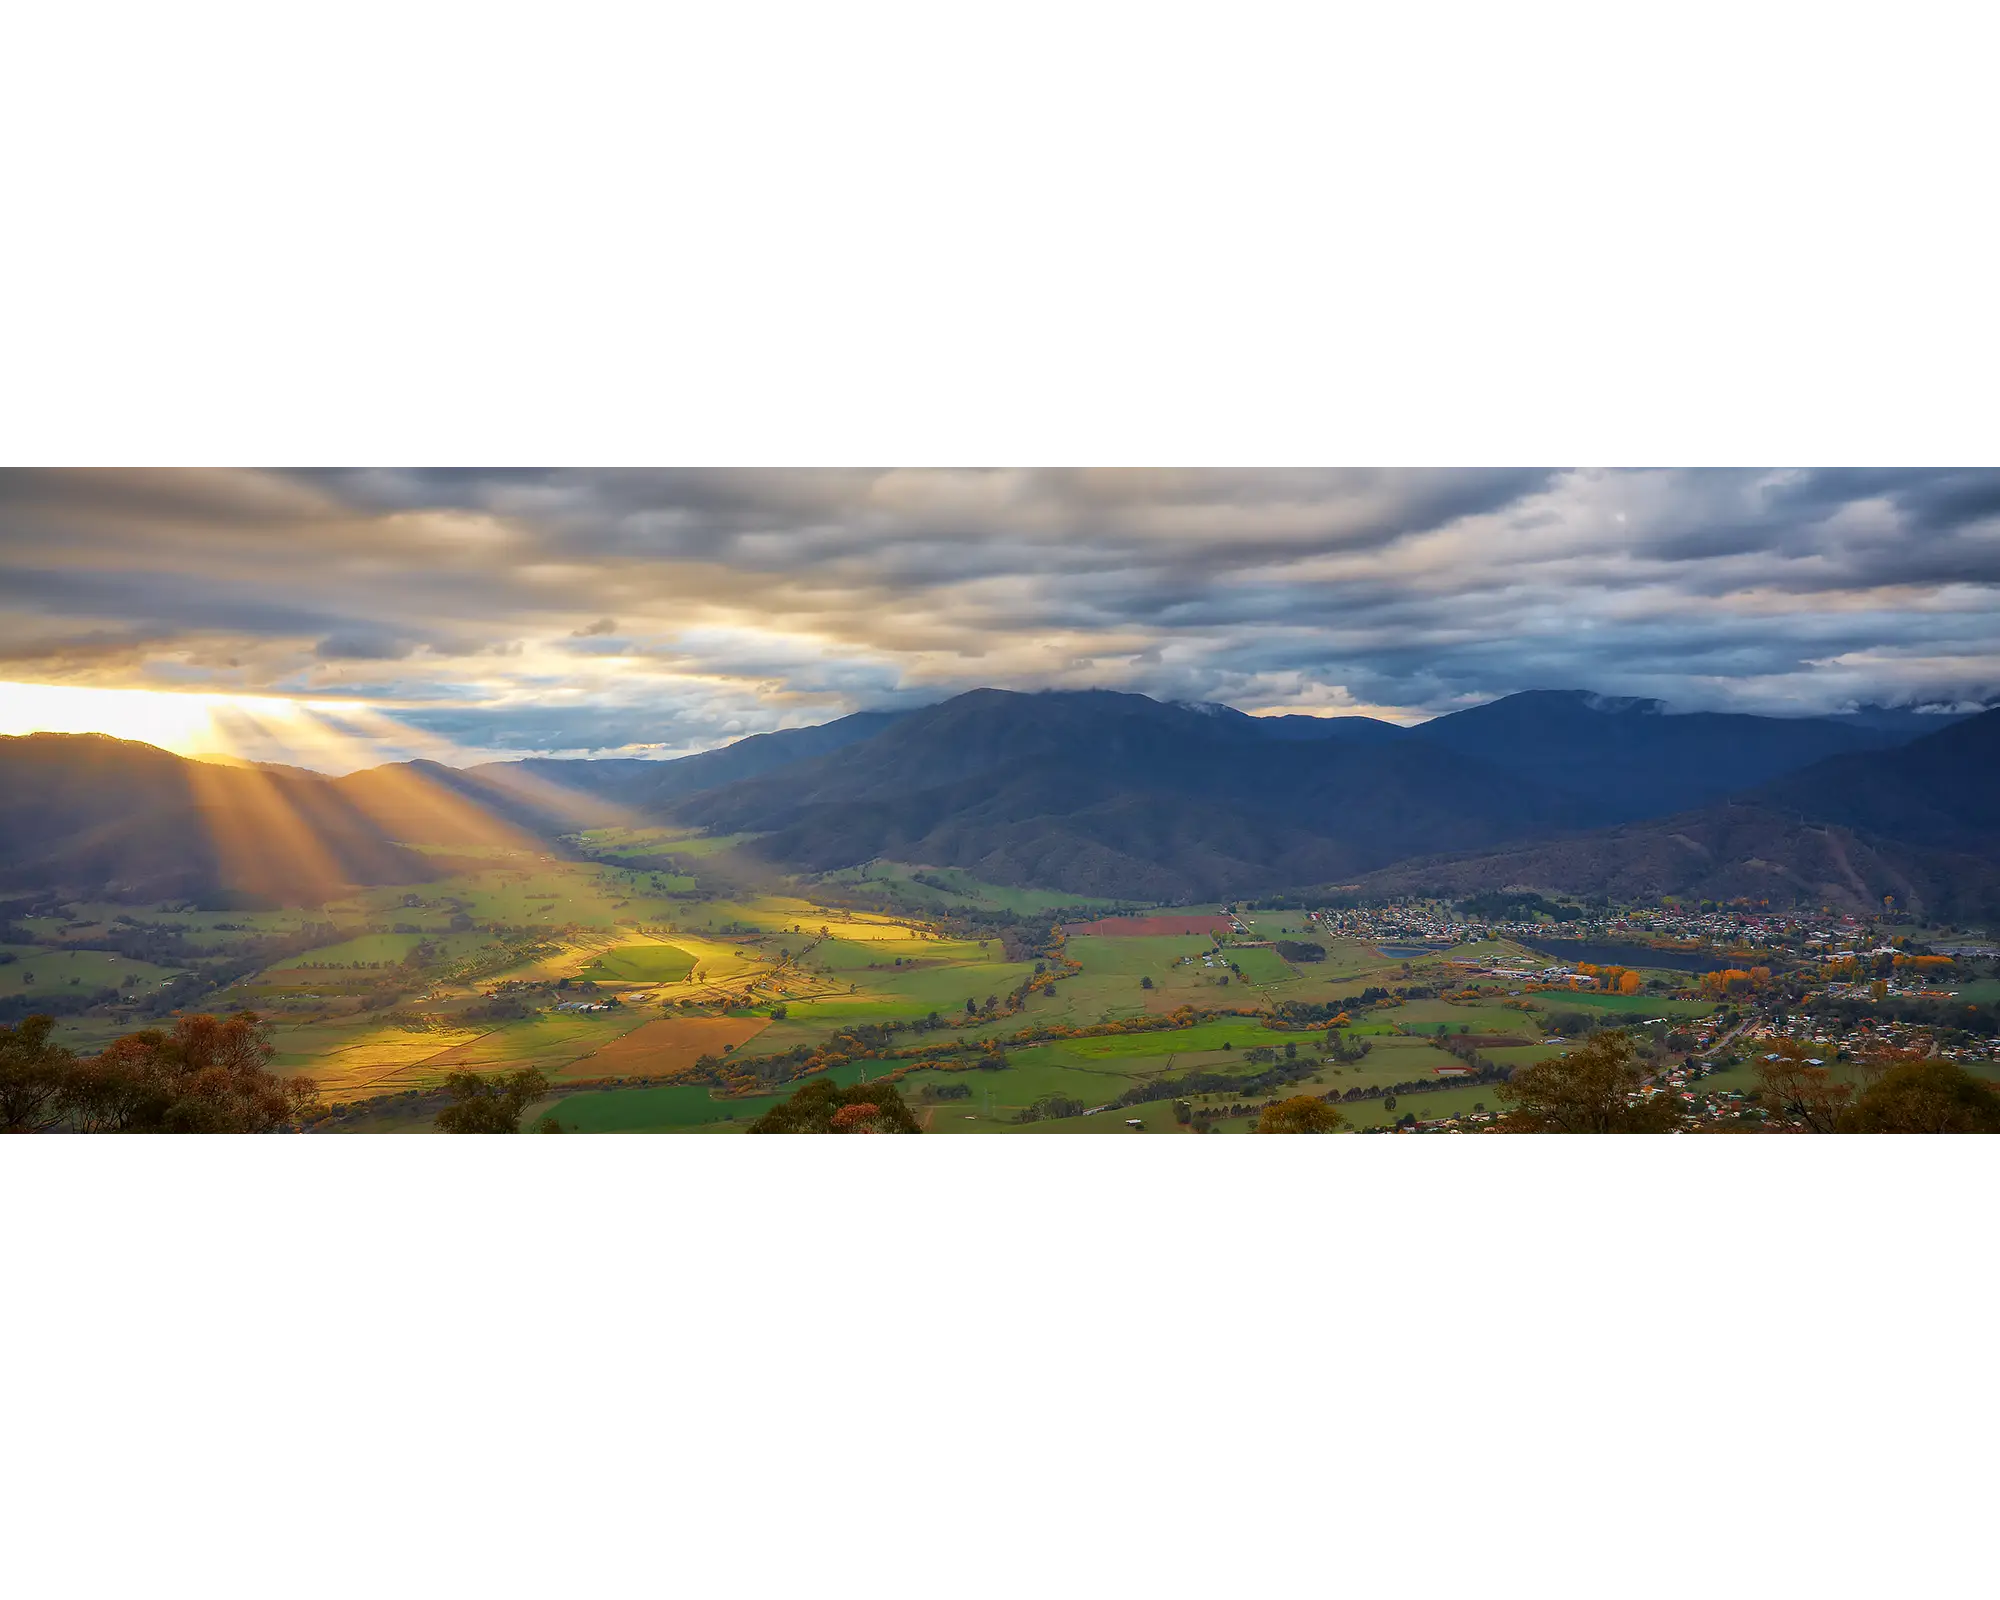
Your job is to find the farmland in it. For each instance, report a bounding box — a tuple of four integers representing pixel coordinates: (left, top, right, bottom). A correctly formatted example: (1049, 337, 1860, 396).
(577, 940, 696, 983)
(16, 831, 1733, 1132)
(1, 945, 182, 996)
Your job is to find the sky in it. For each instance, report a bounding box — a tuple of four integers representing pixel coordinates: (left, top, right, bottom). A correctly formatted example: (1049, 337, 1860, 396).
(1, 467, 1996, 771)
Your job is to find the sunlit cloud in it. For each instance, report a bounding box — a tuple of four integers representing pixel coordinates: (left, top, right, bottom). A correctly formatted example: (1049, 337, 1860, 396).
(3, 469, 1998, 768)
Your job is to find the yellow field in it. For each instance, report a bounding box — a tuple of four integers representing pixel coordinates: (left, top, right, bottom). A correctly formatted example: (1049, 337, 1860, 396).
(274, 1025, 485, 1097)
(664, 934, 763, 982)
(419, 1012, 651, 1075)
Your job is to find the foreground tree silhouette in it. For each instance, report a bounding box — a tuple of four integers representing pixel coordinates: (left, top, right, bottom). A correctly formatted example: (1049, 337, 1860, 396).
(68, 1012, 321, 1133)
(0, 1015, 75, 1133)
(1256, 1096, 1347, 1133)
(1494, 1031, 1680, 1133)
(1840, 1060, 2000, 1133)
(748, 1076, 921, 1133)
(434, 1068, 549, 1133)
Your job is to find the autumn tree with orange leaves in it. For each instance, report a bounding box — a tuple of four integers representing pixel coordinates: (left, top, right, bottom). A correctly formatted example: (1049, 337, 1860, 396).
(61, 1012, 321, 1133)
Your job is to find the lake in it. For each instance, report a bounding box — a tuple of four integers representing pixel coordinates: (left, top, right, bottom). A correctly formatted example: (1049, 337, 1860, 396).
(1518, 939, 1736, 974)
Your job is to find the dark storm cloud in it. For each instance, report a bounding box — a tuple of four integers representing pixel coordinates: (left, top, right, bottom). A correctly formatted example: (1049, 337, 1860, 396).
(2, 468, 1997, 760)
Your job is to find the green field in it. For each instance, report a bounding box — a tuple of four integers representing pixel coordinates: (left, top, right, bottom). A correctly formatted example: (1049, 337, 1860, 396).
(822, 861, 1115, 916)
(537, 1057, 897, 1131)
(577, 941, 696, 983)
(1, 946, 182, 996)
(1056, 1019, 1309, 1060)
(1222, 946, 1300, 985)
(1065, 934, 1215, 974)
(1481, 1043, 1574, 1070)
(1551, 992, 1714, 1017)
(572, 826, 754, 863)
(956, 1099, 1186, 1135)
(1389, 999, 1541, 1036)
(769, 958, 1040, 1024)
(541, 1082, 783, 1131)
(282, 931, 428, 966)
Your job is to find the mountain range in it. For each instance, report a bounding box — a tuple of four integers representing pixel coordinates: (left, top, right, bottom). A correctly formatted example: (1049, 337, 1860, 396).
(2, 689, 1992, 914)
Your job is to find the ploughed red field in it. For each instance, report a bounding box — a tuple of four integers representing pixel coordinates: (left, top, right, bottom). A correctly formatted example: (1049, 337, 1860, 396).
(1063, 914, 1233, 938)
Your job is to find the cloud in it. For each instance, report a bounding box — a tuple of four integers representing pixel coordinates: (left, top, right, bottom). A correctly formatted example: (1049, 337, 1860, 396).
(2, 468, 1997, 765)
(313, 630, 418, 661)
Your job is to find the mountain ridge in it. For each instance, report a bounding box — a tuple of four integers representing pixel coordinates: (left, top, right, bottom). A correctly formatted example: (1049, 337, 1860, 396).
(2, 690, 1987, 909)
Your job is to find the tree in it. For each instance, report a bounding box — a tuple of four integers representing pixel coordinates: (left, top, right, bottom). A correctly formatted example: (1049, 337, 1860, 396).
(748, 1077, 921, 1134)
(64, 1012, 322, 1133)
(1494, 1031, 1680, 1133)
(1841, 1060, 2000, 1133)
(1754, 1042, 1852, 1133)
(1015, 1094, 1086, 1124)
(1140, 975, 1154, 990)
(1257, 1096, 1347, 1133)
(0, 1015, 74, 1133)
(434, 1068, 549, 1133)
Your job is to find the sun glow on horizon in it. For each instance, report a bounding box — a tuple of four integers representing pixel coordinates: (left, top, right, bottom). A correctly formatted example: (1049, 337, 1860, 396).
(0, 681, 433, 771)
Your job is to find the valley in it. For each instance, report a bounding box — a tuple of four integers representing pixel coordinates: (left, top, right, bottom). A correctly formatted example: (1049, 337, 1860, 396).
(5, 685, 1996, 1134)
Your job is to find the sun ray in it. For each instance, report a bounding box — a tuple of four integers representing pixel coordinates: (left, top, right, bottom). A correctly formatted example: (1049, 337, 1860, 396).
(179, 755, 364, 906)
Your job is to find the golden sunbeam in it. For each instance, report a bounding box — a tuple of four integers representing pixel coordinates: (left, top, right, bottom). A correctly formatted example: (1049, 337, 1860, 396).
(330, 704, 643, 834)
(335, 761, 549, 852)
(180, 758, 372, 906)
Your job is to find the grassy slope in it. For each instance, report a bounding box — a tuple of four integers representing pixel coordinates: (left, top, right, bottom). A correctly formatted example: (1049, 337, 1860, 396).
(0, 945, 181, 995)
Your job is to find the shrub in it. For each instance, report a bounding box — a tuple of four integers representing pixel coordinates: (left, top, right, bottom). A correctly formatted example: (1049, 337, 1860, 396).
(748, 1078, 921, 1134)
(1257, 1096, 1347, 1133)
